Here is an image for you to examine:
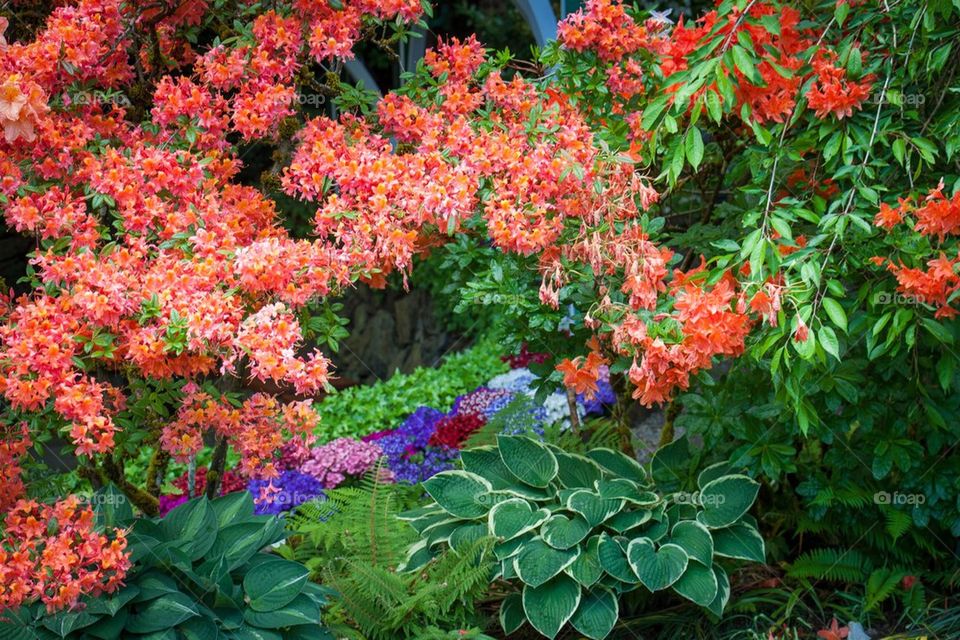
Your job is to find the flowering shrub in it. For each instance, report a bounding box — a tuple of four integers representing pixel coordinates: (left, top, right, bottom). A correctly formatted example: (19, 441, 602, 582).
(0, 496, 129, 613)
(3, 0, 960, 620)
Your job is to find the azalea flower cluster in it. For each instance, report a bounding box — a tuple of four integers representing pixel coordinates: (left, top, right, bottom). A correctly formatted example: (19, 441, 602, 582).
(162, 387, 320, 479)
(557, 0, 873, 127)
(873, 181, 960, 319)
(0, 496, 130, 612)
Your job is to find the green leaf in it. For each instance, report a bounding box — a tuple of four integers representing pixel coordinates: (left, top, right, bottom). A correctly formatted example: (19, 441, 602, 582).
(731, 45, 760, 84)
(554, 451, 604, 489)
(706, 566, 731, 616)
(697, 475, 760, 528)
(499, 593, 526, 635)
(819, 325, 841, 360)
(243, 595, 321, 629)
(522, 575, 581, 639)
(626, 539, 688, 591)
(210, 492, 255, 528)
(822, 297, 848, 332)
(422, 470, 494, 518)
(567, 535, 603, 587)
(597, 533, 638, 583)
(685, 128, 705, 170)
(161, 497, 218, 560)
(672, 562, 719, 606)
(668, 520, 714, 566)
(488, 498, 550, 541)
(498, 435, 558, 488)
(586, 448, 647, 484)
(541, 514, 591, 550)
(124, 593, 198, 634)
(514, 538, 580, 588)
(243, 559, 309, 612)
(569, 587, 618, 640)
(566, 491, 624, 528)
(712, 521, 765, 562)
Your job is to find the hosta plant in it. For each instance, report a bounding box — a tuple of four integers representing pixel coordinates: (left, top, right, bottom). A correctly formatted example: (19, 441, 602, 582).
(399, 435, 764, 639)
(2, 488, 332, 640)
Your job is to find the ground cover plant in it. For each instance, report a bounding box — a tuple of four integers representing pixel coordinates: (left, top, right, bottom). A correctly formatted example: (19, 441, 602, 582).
(1, 0, 960, 637)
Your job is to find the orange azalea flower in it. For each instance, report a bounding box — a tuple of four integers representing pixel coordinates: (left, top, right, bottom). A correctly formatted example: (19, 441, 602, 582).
(557, 351, 608, 399)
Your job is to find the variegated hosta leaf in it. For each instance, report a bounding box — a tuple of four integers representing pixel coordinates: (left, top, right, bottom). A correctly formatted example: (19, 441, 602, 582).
(671, 561, 718, 606)
(668, 520, 714, 566)
(522, 574, 581, 639)
(597, 533, 637, 584)
(566, 535, 603, 587)
(626, 539, 688, 592)
(540, 513, 590, 549)
(514, 538, 580, 588)
(706, 565, 731, 617)
(569, 587, 618, 640)
(497, 435, 558, 488)
(566, 490, 623, 527)
(696, 475, 760, 529)
(422, 471, 493, 519)
(488, 498, 550, 541)
(586, 448, 647, 484)
(712, 521, 765, 562)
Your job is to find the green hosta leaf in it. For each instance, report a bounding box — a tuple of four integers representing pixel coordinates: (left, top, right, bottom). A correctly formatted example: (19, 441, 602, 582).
(243, 595, 320, 629)
(706, 565, 731, 616)
(586, 448, 647, 484)
(635, 516, 669, 542)
(567, 535, 603, 587)
(522, 574, 581, 639)
(124, 593, 198, 634)
(243, 559, 309, 612)
(494, 533, 532, 561)
(712, 521, 765, 562)
(596, 478, 641, 501)
(423, 470, 493, 518)
(498, 435, 558, 488)
(566, 491, 624, 527)
(668, 520, 714, 566)
(230, 625, 283, 640)
(554, 451, 604, 488)
(461, 446, 521, 489)
(671, 562, 719, 607)
(210, 491, 255, 528)
(514, 538, 580, 587)
(399, 538, 434, 572)
(697, 475, 760, 528)
(449, 522, 488, 553)
(499, 593, 526, 635)
(41, 610, 99, 637)
(606, 510, 651, 533)
(162, 497, 218, 560)
(597, 534, 638, 584)
(541, 514, 591, 549)
(626, 539, 688, 591)
(178, 617, 219, 640)
(569, 587, 618, 640)
(696, 462, 734, 490)
(488, 498, 550, 541)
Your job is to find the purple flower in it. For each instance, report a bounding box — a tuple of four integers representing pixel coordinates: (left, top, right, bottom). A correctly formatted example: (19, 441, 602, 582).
(248, 471, 325, 515)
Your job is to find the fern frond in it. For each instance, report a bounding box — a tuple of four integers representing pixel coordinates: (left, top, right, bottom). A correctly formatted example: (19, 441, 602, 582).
(787, 548, 872, 582)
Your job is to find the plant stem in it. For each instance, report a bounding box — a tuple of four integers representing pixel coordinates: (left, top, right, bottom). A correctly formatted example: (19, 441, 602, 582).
(658, 400, 681, 448)
(566, 387, 581, 436)
(205, 435, 229, 500)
